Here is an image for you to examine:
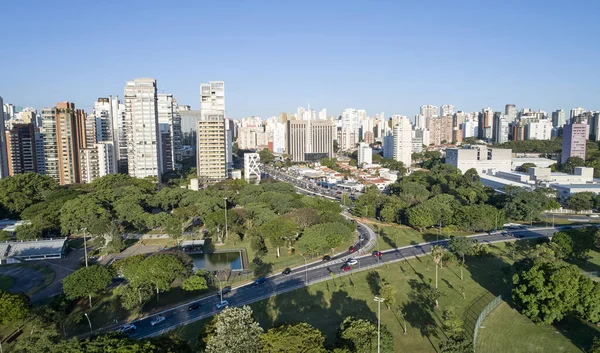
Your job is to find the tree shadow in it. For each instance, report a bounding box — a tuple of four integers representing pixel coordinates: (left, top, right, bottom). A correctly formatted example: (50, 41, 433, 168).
(401, 300, 439, 352)
(379, 229, 398, 249)
(250, 257, 273, 277)
(553, 316, 600, 353)
(366, 271, 381, 296)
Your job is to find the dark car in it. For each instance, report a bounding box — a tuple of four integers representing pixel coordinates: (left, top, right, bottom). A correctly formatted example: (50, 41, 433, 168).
(348, 246, 357, 253)
(322, 255, 331, 262)
(341, 265, 351, 271)
(188, 302, 201, 311)
(514, 233, 524, 238)
(282, 268, 292, 275)
(372, 251, 383, 257)
(217, 286, 232, 298)
(254, 277, 267, 285)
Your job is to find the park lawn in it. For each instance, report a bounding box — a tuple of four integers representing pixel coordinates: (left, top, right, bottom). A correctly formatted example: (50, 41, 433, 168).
(0, 274, 15, 291)
(476, 302, 581, 353)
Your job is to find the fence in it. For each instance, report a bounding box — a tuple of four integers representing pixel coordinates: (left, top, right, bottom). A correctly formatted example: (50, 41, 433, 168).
(472, 295, 502, 351)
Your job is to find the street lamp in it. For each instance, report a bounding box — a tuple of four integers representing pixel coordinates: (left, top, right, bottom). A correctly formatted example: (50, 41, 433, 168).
(215, 274, 223, 304)
(81, 228, 88, 267)
(84, 313, 93, 335)
(223, 198, 228, 240)
(300, 254, 308, 284)
(374, 297, 385, 353)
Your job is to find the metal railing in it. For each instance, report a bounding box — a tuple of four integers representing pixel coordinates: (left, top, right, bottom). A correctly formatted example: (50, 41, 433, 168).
(472, 295, 502, 351)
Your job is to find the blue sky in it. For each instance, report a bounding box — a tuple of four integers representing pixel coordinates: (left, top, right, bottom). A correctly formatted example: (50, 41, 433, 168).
(1, 0, 598, 119)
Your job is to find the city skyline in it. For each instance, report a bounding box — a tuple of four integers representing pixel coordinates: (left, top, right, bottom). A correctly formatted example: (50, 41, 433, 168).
(1, 1, 599, 118)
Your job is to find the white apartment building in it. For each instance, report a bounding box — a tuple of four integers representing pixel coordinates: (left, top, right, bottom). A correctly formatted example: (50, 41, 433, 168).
(197, 81, 227, 182)
(157, 93, 182, 172)
(93, 97, 126, 172)
(124, 78, 162, 182)
(392, 115, 412, 167)
(526, 119, 553, 140)
(570, 107, 586, 120)
(412, 128, 430, 152)
(357, 142, 372, 167)
(80, 142, 116, 183)
(0, 97, 9, 178)
(440, 104, 455, 117)
(505, 104, 518, 123)
(462, 119, 478, 138)
(340, 108, 361, 150)
(318, 109, 327, 120)
(272, 122, 286, 153)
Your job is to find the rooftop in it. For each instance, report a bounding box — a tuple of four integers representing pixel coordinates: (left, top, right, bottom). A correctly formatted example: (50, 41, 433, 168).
(7, 238, 67, 259)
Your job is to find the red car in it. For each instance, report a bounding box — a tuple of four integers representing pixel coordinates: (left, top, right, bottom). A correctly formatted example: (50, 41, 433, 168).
(348, 246, 357, 253)
(372, 251, 382, 257)
(341, 265, 351, 271)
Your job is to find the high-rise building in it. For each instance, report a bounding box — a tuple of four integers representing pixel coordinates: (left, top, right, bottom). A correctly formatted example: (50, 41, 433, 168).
(157, 93, 182, 173)
(420, 105, 438, 118)
(80, 142, 116, 183)
(124, 78, 162, 182)
(412, 128, 430, 152)
(41, 102, 86, 185)
(589, 113, 600, 142)
(505, 104, 517, 123)
(552, 109, 566, 128)
(5, 123, 37, 175)
(392, 116, 412, 167)
(440, 104, 454, 117)
(197, 81, 227, 182)
(561, 123, 587, 163)
(492, 115, 509, 144)
(429, 116, 453, 145)
(570, 107, 586, 122)
(477, 108, 494, 140)
(0, 97, 9, 179)
(357, 142, 372, 167)
(286, 120, 334, 162)
(526, 119, 553, 140)
(318, 109, 327, 120)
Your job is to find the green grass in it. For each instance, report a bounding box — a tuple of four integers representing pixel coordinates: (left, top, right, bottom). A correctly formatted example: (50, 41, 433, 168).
(476, 302, 581, 353)
(171, 241, 596, 352)
(365, 220, 472, 251)
(0, 274, 15, 291)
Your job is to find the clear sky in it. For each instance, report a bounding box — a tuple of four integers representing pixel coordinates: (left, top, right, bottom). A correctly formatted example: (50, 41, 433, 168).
(1, 0, 598, 119)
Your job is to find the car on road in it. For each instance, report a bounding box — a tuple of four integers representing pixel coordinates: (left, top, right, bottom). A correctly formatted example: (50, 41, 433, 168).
(282, 267, 292, 275)
(254, 277, 267, 285)
(588, 214, 600, 218)
(514, 233, 524, 238)
(348, 245, 357, 253)
(150, 315, 166, 326)
(216, 300, 229, 310)
(120, 324, 136, 335)
(341, 264, 351, 271)
(216, 286, 232, 298)
(346, 258, 358, 266)
(372, 251, 382, 257)
(188, 302, 201, 311)
(322, 255, 331, 262)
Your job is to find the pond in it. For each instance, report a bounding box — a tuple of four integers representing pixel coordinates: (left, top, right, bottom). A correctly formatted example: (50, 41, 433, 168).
(190, 251, 243, 271)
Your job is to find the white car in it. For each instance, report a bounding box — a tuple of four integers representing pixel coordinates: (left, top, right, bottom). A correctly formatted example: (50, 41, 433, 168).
(150, 315, 166, 326)
(588, 214, 600, 218)
(346, 258, 358, 266)
(216, 300, 229, 310)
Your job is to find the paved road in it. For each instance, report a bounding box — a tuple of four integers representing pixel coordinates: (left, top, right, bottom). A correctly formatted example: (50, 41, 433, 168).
(126, 224, 571, 339)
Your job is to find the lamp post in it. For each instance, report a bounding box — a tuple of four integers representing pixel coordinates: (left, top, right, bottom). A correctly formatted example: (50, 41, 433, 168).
(82, 228, 88, 267)
(223, 198, 228, 240)
(300, 254, 308, 284)
(215, 274, 223, 304)
(84, 313, 93, 335)
(374, 296, 385, 353)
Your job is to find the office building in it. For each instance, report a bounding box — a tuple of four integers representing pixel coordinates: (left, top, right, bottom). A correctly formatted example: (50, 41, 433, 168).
(180, 110, 202, 147)
(5, 123, 37, 175)
(124, 78, 162, 182)
(383, 134, 394, 159)
(392, 116, 412, 167)
(552, 109, 566, 128)
(286, 120, 334, 162)
(41, 102, 86, 185)
(0, 97, 9, 178)
(446, 146, 512, 174)
(561, 123, 587, 163)
(440, 104, 454, 117)
(570, 107, 586, 121)
(244, 152, 261, 183)
(157, 93, 182, 172)
(477, 108, 494, 141)
(197, 81, 227, 182)
(505, 104, 517, 123)
(357, 142, 372, 167)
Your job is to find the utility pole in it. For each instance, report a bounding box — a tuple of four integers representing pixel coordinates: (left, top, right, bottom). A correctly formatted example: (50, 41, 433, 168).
(374, 296, 385, 353)
(82, 228, 88, 267)
(552, 213, 555, 227)
(300, 254, 308, 284)
(224, 198, 228, 240)
(84, 313, 93, 335)
(215, 274, 223, 304)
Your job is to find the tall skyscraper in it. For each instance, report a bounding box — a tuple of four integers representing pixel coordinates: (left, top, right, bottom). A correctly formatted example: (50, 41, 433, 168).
(157, 93, 182, 173)
(440, 104, 454, 117)
(570, 107, 586, 121)
(286, 120, 334, 162)
(561, 123, 587, 163)
(41, 102, 86, 185)
(383, 134, 394, 159)
(492, 115, 509, 144)
(505, 104, 517, 123)
(420, 105, 438, 118)
(552, 109, 566, 128)
(429, 116, 453, 145)
(477, 108, 494, 140)
(5, 123, 37, 175)
(392, 116, 412, 167)
(124, 78, 162, 182)
(0, 97, 9, 179)
(197, 81, 227, 182)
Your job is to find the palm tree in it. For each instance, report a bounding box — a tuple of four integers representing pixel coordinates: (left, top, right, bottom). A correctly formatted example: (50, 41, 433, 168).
(430, 245, 444, 290)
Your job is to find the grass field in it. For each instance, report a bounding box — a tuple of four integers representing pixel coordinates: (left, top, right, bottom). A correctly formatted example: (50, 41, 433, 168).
(0, 274, 14, 291)
(171, 242, 598, 352)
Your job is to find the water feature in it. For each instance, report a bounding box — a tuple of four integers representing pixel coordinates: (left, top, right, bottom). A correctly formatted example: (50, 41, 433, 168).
(190, 251, 243, 271)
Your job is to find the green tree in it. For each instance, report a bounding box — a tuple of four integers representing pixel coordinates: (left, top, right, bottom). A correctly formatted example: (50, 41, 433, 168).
(261, 323, 326, 353)
(0, 230, 10, 241)
(285, 208, 320, 229)
(260, 217, 299, 257)
(205, 306, 263, 353)
(566, 192, 595, 212)
(336, 317, 393, 353)
(181, 273, 209, 292)
(441, 307, 464, 336)
(0, 173, 58, 216)
(59, 196, 112, 236)
(114, 284, 154, 310)
(550, 232, 574, 259)
(575, 276, 600, 323)
(447, 236, 473, 263)
(137, 254, 187, 300)
(258, 148, 275, 164)
(62, 265, 112, 308)
(297, 222, 353, 255)
(379, 282, 397, 309)
(438, 335, 474, 353)
(517, 163, 536, 172)
(0, 290, 30, 324)
(15, 223, 42, 241)
(591, 337, 600, 353)
(430, 245, 444, 307)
